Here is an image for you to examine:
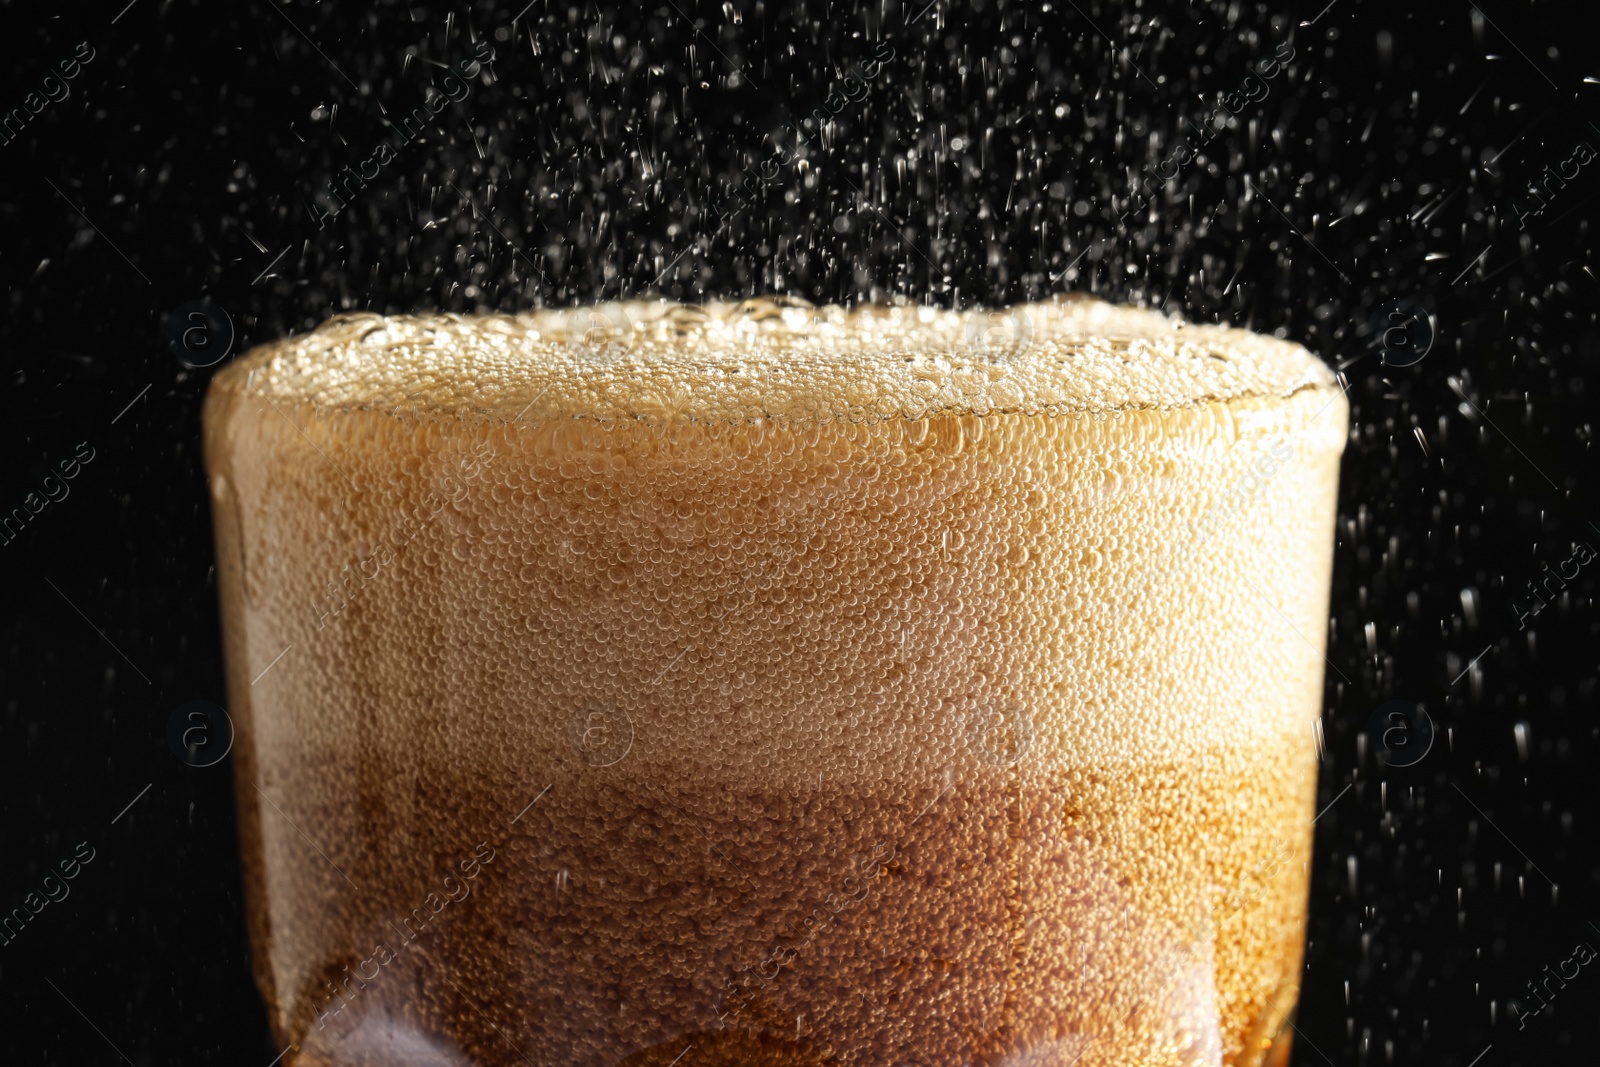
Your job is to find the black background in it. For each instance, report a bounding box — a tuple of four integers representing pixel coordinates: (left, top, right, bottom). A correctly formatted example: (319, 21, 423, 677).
(1, 0, 1597, 1063)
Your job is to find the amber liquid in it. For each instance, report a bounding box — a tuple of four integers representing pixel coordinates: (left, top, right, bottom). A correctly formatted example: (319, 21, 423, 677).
(205, 301, 1344, 1066)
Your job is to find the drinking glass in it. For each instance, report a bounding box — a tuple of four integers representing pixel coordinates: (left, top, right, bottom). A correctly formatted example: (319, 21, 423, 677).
(204, 297, 1346, 1067)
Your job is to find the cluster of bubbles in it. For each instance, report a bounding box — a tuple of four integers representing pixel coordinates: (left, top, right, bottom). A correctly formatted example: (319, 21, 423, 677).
(215, 297, 1340, 1064)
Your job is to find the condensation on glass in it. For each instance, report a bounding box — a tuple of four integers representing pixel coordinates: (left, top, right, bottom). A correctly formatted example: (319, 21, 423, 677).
(204, 297, 1346, 1067)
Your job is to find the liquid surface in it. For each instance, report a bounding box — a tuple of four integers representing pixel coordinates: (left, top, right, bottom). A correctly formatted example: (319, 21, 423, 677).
(205, 298, 1345, 1067)
(231, 295, 1338, 423)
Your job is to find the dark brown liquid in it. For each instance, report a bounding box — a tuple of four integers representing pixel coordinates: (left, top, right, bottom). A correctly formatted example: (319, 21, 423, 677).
(283, 776, 1304, 1067)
